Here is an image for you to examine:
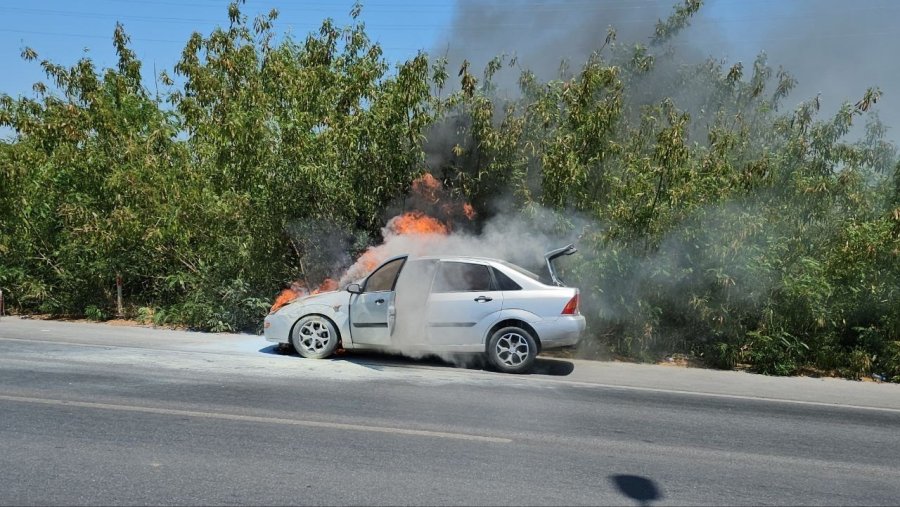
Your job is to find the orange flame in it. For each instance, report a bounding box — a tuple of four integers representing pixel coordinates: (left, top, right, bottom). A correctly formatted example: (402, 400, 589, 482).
(269, 277, 341, 314)
(269, 282, 305, 314)
(386, 211, 450, 235)
(463, 203, 476, 220)
(411, 173, 442, 204)
(312, 278, 338, 294)
(337, 210, 451, 286)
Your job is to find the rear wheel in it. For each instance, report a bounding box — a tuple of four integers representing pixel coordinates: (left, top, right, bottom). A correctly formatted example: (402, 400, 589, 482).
(487, 326, 537, 374)
(291, 315, 339, 359)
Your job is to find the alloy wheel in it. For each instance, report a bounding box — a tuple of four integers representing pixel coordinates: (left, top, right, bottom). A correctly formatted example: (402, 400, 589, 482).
(297, 318, 332, 356)
(495, 332, 530, 367)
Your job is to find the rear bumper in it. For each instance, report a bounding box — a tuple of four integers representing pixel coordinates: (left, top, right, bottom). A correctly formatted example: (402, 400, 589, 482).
(534, 315, 585, 350)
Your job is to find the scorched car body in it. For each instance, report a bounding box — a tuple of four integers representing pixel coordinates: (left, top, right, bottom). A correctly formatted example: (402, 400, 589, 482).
(263, 248, 585, 373)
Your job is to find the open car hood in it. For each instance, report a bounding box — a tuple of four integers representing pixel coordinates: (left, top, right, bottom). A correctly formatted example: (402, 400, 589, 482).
(544, 244, 577, 287)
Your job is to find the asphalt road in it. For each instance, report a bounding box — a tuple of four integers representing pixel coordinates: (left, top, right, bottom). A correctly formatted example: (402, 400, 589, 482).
(1, 317, 899, 506)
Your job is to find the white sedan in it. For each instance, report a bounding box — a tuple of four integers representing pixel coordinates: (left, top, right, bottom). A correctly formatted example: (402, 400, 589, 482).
(263, 246, 585, 373)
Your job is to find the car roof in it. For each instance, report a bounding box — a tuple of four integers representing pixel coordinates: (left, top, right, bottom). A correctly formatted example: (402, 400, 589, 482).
(413, 255, 503, 263)
(375, 253, 551, 288)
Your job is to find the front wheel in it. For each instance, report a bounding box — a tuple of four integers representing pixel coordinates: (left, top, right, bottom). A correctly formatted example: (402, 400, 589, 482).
(291, 315, 339, 359)
(486, 327, 537, 374)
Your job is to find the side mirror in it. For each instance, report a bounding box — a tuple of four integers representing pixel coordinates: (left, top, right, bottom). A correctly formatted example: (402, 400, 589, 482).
(346, 283, 362, 294)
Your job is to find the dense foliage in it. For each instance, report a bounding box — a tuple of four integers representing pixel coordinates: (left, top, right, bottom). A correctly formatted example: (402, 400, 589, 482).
(1, 1, 898, 380)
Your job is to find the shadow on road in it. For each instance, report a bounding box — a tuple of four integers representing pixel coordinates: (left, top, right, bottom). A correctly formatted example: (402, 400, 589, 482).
(258, 344, 286, 356)
(609, 474, 663, 506)
(259, 344, 575, 376)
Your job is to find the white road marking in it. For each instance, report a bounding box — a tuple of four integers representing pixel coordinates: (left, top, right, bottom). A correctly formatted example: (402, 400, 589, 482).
(535, 378, 900, 414)
(0, 393, 512, 444)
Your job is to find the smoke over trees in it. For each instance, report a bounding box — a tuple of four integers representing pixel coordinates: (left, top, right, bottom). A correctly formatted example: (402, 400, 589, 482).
(1, 1, 898, 381)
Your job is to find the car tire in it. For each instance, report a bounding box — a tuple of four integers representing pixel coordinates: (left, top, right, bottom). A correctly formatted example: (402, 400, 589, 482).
(291, 315, 339, 359)
(486, 326, 537, 374)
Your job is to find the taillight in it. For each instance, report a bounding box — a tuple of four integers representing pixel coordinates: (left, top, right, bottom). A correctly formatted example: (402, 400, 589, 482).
(561, 293, 579, 315)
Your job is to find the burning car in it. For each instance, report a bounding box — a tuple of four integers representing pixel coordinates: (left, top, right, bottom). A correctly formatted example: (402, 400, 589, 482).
(264, 245, 584, 373)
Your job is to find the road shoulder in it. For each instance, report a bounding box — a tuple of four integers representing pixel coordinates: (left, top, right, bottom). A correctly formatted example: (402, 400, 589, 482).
(2, 316, 898, 411)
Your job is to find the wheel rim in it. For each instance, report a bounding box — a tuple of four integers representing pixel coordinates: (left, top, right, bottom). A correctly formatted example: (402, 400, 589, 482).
(496, 332, 529, 367)
(297, 318, 331, 355)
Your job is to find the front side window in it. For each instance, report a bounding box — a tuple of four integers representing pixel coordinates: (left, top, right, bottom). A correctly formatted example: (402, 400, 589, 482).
(432, 262, 493, 292)
(365, 258, 406, 292)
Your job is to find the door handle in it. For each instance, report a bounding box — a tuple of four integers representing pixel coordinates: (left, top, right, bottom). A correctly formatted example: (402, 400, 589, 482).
(474, 296, 493, 303)
(375, 298, 385, 305)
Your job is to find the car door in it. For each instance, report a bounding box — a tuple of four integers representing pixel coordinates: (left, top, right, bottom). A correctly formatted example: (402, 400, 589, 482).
(391, 259, 439, 345)
(349, 256, 406, 346)
(427, 261, 503, 346)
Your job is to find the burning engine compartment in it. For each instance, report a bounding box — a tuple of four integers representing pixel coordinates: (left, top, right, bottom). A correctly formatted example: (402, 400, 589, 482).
(270, 173, 477, 314)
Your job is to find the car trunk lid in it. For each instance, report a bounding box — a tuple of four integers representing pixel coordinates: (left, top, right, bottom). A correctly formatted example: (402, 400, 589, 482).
(544, 244, 577, 287)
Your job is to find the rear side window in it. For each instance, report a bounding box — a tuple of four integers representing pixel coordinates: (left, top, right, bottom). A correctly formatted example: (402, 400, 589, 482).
(365, 258, 406, 292)
(433, 262, 493, 292)
(491, 267, 522, 291)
